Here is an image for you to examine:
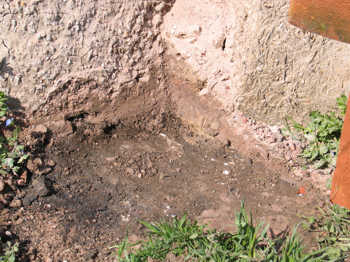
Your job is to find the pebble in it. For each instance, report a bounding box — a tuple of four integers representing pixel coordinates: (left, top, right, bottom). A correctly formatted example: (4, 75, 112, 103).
(223, 170, 230, 175)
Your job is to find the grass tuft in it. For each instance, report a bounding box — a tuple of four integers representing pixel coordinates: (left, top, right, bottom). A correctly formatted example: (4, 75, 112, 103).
(303, 204, 350, 257)
(112, 202, 347, 261)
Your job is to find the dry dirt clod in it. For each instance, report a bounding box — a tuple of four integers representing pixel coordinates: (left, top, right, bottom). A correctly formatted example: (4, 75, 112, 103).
(0, 194, 8, 205)
(47, 159, 56, 167)
(0, 178, 5, 192)
(32, 124, 48, 134)
(37, 167, 53, 176)
(105, 157, 116, 162)
(9, 199, 22, 208)
(126, 168, 134, 176)
(5, 178, 16, 191)
(33, 158, 43, 166)
(27, 158, 44, 173)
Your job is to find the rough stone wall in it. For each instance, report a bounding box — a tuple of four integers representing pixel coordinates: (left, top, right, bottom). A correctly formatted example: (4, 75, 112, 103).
(2, 0, 350, 129)
(0, 0, 172, 120)
(162, 0, 350, 124)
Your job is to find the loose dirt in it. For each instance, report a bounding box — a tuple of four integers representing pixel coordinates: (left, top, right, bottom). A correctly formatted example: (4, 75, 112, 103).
(0, 115, 327, 261)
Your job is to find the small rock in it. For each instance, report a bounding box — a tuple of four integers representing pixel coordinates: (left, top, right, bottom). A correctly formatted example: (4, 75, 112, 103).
(126, 168, 134, 176)
(9, 199, 22, 208)
(223, 170, 230, 175)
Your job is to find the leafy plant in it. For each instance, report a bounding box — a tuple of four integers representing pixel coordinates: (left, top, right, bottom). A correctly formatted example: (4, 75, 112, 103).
(0, 92, 8, 118)
(112, 202, 344, 261)
(0, 91, 28, 175)
(0, 241, 18, 262)
(289, 95, 347, 169)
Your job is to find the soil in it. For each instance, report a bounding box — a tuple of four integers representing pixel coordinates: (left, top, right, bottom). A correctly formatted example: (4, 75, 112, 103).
(0, 114, 326, 261)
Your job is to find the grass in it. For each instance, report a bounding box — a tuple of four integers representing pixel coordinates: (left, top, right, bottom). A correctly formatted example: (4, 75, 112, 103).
(112, 202, 347, 261)
(303, 204, 350, 255)
(284, 95, 347, 169)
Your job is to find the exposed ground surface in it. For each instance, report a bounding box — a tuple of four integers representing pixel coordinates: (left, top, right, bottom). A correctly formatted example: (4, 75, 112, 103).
(0, 116, 326, 261)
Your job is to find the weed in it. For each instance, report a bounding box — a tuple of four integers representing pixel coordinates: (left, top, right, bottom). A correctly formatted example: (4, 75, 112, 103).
(112, 202, 345, 261)
(0, 91, 28, 175)
(0, 241, 18, 262)
(286, 95, 347, 169)
(303, 204, 350, 257)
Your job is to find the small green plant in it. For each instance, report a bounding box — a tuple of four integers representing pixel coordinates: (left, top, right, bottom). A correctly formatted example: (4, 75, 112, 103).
(0, 92, 8, 117)
(287, 95, 347, 169)
(0, 91, 28, 175)
(0, 241, 18, 262)
(303, 204, 350, 256)
(112, 202, 344, 261)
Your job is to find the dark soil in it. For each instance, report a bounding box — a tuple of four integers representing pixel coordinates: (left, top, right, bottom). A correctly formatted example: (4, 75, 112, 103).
(0, 116, 325, 261)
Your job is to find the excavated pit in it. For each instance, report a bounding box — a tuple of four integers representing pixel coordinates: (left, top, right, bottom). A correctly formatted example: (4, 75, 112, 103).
(0, 74, 326, 261)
